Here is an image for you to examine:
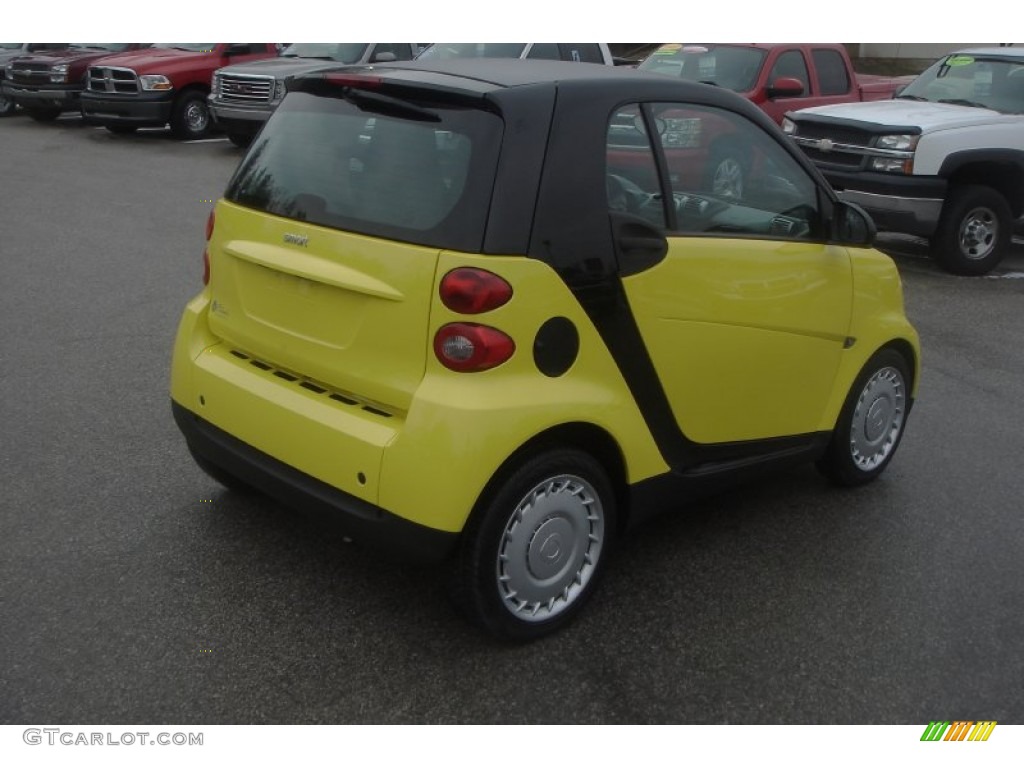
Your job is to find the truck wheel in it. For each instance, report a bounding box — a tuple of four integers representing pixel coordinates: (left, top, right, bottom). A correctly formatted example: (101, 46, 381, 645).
(933, 184, 1011, 275)
(452, 448, 616, 641)
(705, 142, 748, 200)
(0, 93, 16, 117)
(170, 90, 211, 140)
(26, 106, 62, 122)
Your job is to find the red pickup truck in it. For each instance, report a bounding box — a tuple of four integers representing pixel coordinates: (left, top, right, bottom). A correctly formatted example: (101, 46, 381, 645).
(639, 43, 913, 125)
(80, 43, 278, 139)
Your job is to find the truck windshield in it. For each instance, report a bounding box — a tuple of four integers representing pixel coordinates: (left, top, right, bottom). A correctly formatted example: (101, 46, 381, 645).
(639, 44, 767, 93)
(156, 44, 216, 52)
(281, 43, 368, 62)
(417, 44, 527, 60)
(226, 90, 503, 252)
(70, 44, 134, 51)
(898, 54, 1024, 114)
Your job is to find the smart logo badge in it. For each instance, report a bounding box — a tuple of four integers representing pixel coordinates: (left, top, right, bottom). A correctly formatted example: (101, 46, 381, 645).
(920, 721, 997, 742)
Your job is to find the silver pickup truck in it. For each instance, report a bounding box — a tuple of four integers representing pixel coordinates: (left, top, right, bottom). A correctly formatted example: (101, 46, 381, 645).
(208, 43, 416, 147)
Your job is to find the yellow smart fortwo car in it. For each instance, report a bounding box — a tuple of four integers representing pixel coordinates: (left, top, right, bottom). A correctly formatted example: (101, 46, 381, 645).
(171, 60, 920, 640)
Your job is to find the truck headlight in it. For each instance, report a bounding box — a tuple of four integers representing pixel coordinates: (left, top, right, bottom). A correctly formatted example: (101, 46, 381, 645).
(140, 74, 173, 91)
(49, 64, 69, 83)
(876, 134, 918, 151)
(870, 157, 914, 174)
(273, 79, 285, 102)
(781, 117, 796, 135)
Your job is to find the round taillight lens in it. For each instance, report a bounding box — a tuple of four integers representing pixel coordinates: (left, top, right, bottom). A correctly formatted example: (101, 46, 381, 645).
(434, 323, 515, 372)
(439, 268, 512, 314)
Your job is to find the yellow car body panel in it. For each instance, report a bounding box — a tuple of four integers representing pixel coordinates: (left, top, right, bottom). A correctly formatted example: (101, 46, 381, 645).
(622, 237, 854, 443)
(171, 247, 669, 535)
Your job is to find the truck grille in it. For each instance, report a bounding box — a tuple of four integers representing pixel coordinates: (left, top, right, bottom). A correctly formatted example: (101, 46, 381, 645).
(216, 73, 274, 104)
(9, 63, 51, 86)
(790, 121, 877, 170)
(87, 67, 139, 94)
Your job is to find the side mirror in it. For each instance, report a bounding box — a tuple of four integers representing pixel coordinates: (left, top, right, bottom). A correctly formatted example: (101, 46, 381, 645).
(766, 76, 805, 98)
(225, 44, 252, 57)
(833, 200, 877, 246)
(371, 51, 397, 63)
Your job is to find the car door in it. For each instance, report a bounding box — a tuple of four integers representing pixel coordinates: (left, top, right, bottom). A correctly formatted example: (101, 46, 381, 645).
(607, 102, 853, 445)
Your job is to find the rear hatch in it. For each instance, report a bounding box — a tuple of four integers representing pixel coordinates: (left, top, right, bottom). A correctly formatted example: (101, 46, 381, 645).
(208, 79, 504, 413)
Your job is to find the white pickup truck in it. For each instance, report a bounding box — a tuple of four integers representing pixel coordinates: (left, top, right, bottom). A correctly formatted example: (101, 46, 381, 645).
(782, 48, 1024, 275)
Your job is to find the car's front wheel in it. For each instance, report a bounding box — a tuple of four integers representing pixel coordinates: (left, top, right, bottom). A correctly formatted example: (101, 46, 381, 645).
(817, 348, 911, 487)
(453, 448, 616, 641)
(170, 90, 212, 140)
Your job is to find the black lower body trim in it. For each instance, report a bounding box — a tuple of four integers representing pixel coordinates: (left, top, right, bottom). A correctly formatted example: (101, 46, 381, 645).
(171, 401, 457, 564)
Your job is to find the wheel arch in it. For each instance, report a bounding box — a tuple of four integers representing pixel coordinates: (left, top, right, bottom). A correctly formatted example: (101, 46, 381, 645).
(466, 422, 631, 536)
(939, 151, 1024, 218)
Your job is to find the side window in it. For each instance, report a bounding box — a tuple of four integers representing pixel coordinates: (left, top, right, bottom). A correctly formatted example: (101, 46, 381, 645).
(560, 44, 605, 64)
(526, 43, 561, 61)
(768, 50, 809, 96)
(649, 102, 821, 241)
(605, 104, 668, 229)
(812, 49, 851, 95)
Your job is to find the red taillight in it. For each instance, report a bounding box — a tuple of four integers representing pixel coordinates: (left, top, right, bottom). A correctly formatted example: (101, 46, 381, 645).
(439, 268, 513, 314)
(434, 323, 515, 373)
(323, 73, 382, 88)
(203, 209, 215, 285)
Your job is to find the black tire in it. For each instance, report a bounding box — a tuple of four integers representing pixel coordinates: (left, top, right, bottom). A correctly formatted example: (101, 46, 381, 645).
(817, 348, 912, 487)
(105, 124, 138, 135)
(932, 184, 1011, 276)
(190, 450, 254, 495)
(170, 90, 211, 140)
(26, 106, 62, 122)
(0, 93, 16, 117)
(704, 142, 749, 200)
(227, 132, 253, 149)
(452, 448, 616, 641)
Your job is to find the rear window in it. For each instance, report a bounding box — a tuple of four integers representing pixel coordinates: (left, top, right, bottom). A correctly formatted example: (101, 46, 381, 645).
(225, 90, 503, 251)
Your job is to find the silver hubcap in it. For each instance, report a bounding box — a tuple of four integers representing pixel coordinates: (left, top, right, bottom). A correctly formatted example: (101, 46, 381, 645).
(850, 366, 906, 472)
(185, 101, 208, 133)
(496, 474, 604, 622)
(712, 158, 743, 199)
(958, 206, 998, 261)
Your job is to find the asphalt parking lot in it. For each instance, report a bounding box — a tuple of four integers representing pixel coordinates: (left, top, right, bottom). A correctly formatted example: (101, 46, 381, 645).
(2, 113, 1023, 725)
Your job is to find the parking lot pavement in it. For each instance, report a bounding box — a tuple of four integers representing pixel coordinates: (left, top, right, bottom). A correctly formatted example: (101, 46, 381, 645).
(2, 113, 1023, 724)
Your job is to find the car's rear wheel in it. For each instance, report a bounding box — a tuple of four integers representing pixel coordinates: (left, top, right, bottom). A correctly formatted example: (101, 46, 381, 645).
(933, 184, 1011, 275)
(817, 348, 911, 487)
(453, 448, 616, 641)
(170, 90, 211, 140)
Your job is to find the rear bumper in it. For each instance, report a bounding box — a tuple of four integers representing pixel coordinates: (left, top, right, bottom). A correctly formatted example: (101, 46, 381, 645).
(80, 91, 174, 126)
(172, 399, 458, 563)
